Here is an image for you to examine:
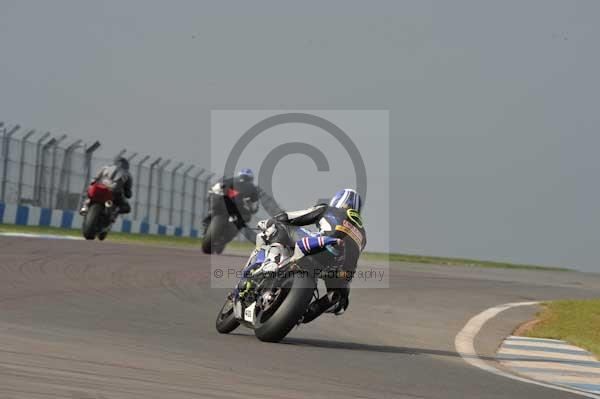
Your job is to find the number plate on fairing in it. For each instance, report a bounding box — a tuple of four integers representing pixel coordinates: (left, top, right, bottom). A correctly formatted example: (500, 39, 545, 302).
(244, 302, 256, 324)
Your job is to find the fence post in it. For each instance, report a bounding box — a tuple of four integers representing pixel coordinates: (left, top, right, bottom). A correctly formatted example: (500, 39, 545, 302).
(57, 139, 82, 209)
(133, 155, 150, 220)
(37, 137, 57, 206)
(48, 134, 67, 208)
(32, 132, 51, 206)
(127, 152, 138, 162)
(201, 173, 216, 220)
(180, 165, 195, 228)
(1, 125, 20, 203)
(155, 159, 171, 224)
(190, 169, 206, 233)
(78, 141, 102, 211)
(83, 141, 101, 186)
(168, 162, 183, 226)
(125, 153, 138, 217)
(146, 157, 162, 222)
(16, 129, 36, 204)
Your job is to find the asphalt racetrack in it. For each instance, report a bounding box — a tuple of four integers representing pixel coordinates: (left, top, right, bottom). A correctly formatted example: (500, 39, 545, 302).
(0, 236, 599, 398)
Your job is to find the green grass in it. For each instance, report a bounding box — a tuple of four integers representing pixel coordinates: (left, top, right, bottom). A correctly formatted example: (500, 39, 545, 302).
(0, 223, 81, 237)
(523, 300, 600, 358)
(0, 223, 568, 271)
(0, 223, 257, 250)
(0, 223, 202, 246)
(361, 252, 570, 271)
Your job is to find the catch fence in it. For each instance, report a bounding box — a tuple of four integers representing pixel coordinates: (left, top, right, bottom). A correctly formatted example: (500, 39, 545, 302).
(0, 122, 216, 232)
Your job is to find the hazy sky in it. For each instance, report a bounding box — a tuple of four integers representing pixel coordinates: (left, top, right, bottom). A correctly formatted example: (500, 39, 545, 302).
(1, 1, 599, 271)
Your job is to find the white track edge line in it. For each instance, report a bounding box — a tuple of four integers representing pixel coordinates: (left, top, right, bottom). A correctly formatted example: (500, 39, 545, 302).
(0, 232, 83, 240)
(455, 301, 600, 399)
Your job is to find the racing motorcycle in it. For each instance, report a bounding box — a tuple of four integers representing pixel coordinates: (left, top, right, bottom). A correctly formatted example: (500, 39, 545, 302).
(202, 181, 256, 254)
(81, 182, 119, 241)
(215, 229, 343, 342)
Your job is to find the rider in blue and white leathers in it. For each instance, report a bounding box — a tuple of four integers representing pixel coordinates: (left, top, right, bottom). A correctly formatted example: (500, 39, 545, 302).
(256, 188, 366, 323)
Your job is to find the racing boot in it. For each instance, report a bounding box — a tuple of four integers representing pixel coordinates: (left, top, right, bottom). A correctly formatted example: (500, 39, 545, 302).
(326, 287, 349, 316)
(110, 207, 119, 223)
(301, 295, 331, 324)
(302, 290, 347, 324)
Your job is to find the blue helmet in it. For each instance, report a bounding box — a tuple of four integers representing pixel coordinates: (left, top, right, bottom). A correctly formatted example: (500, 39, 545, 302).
(329, 188, 362, 213)
(237, 168, 254, 183)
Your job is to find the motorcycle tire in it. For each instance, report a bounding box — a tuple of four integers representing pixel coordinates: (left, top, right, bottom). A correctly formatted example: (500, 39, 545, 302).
(254, 273, 316, 343)
(82, 203, 102, 240)
(215, 297, 240, 334)
(202, 215, 227, 254)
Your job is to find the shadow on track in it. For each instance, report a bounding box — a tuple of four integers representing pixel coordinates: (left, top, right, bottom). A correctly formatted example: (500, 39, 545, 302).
(228, 333, 495, 361)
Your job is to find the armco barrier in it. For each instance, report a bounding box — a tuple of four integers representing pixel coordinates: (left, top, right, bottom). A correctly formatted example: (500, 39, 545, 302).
(0, 202, 199, 238)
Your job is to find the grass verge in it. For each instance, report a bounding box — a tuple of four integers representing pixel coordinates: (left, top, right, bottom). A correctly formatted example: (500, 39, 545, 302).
(0, 223, 569, 271)
(0, 223, 203, 247)
(522, 299, 600, 358)
(361, 252, 569, 271)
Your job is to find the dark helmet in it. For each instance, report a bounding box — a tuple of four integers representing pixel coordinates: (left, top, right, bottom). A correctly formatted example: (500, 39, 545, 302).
(236, 168, 254, 183)
(329, 188, 362, 213)
(114, 156, 130, 171)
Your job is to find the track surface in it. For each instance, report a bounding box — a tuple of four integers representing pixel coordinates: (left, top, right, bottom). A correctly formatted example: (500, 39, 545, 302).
(0, 237, 599, 399)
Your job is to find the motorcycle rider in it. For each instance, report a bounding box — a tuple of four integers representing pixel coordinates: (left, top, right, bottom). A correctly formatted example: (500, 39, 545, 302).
(256, 188, 366, 323)
(203, 168, 259, 230)
(80, 156, 133, 217)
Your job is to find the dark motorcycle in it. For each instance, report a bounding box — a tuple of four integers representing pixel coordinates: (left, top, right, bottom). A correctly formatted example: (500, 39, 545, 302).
(215, 232, 343, 342)
(202, 182, 255, 254)
(81, 182, 118, 241)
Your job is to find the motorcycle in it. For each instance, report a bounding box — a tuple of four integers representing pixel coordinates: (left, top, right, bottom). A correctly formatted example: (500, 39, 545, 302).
(81, 182, 118, 241)
(215, 229, 343, 342)
(202, 182, 256, 254)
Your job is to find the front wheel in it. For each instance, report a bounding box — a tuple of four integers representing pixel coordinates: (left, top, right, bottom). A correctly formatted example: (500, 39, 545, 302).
(254, 273, 316, 343)
(82, 203, 103, 240)
(215, 296, 240, 334)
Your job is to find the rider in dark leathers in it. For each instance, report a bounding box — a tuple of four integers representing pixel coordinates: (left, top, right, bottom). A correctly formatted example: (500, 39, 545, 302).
(80, 157, 133, 216)
(204, 168, 259, 230)
(257, 188, 366, 323)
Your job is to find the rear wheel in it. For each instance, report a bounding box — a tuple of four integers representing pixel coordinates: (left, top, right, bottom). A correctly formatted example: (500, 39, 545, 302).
(82, 203, 102, 240)
(201, 221, 216, 253)
(253, 273, 316, 343)
(215, 296, 240, 334)
(202, 215, 231, 254)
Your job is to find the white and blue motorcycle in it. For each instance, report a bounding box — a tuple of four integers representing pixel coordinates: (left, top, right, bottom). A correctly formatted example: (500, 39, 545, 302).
(215, 227, 343, 342)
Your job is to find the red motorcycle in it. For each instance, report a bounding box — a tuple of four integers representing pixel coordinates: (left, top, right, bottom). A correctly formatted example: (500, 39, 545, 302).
(81, 182, 118, 240)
